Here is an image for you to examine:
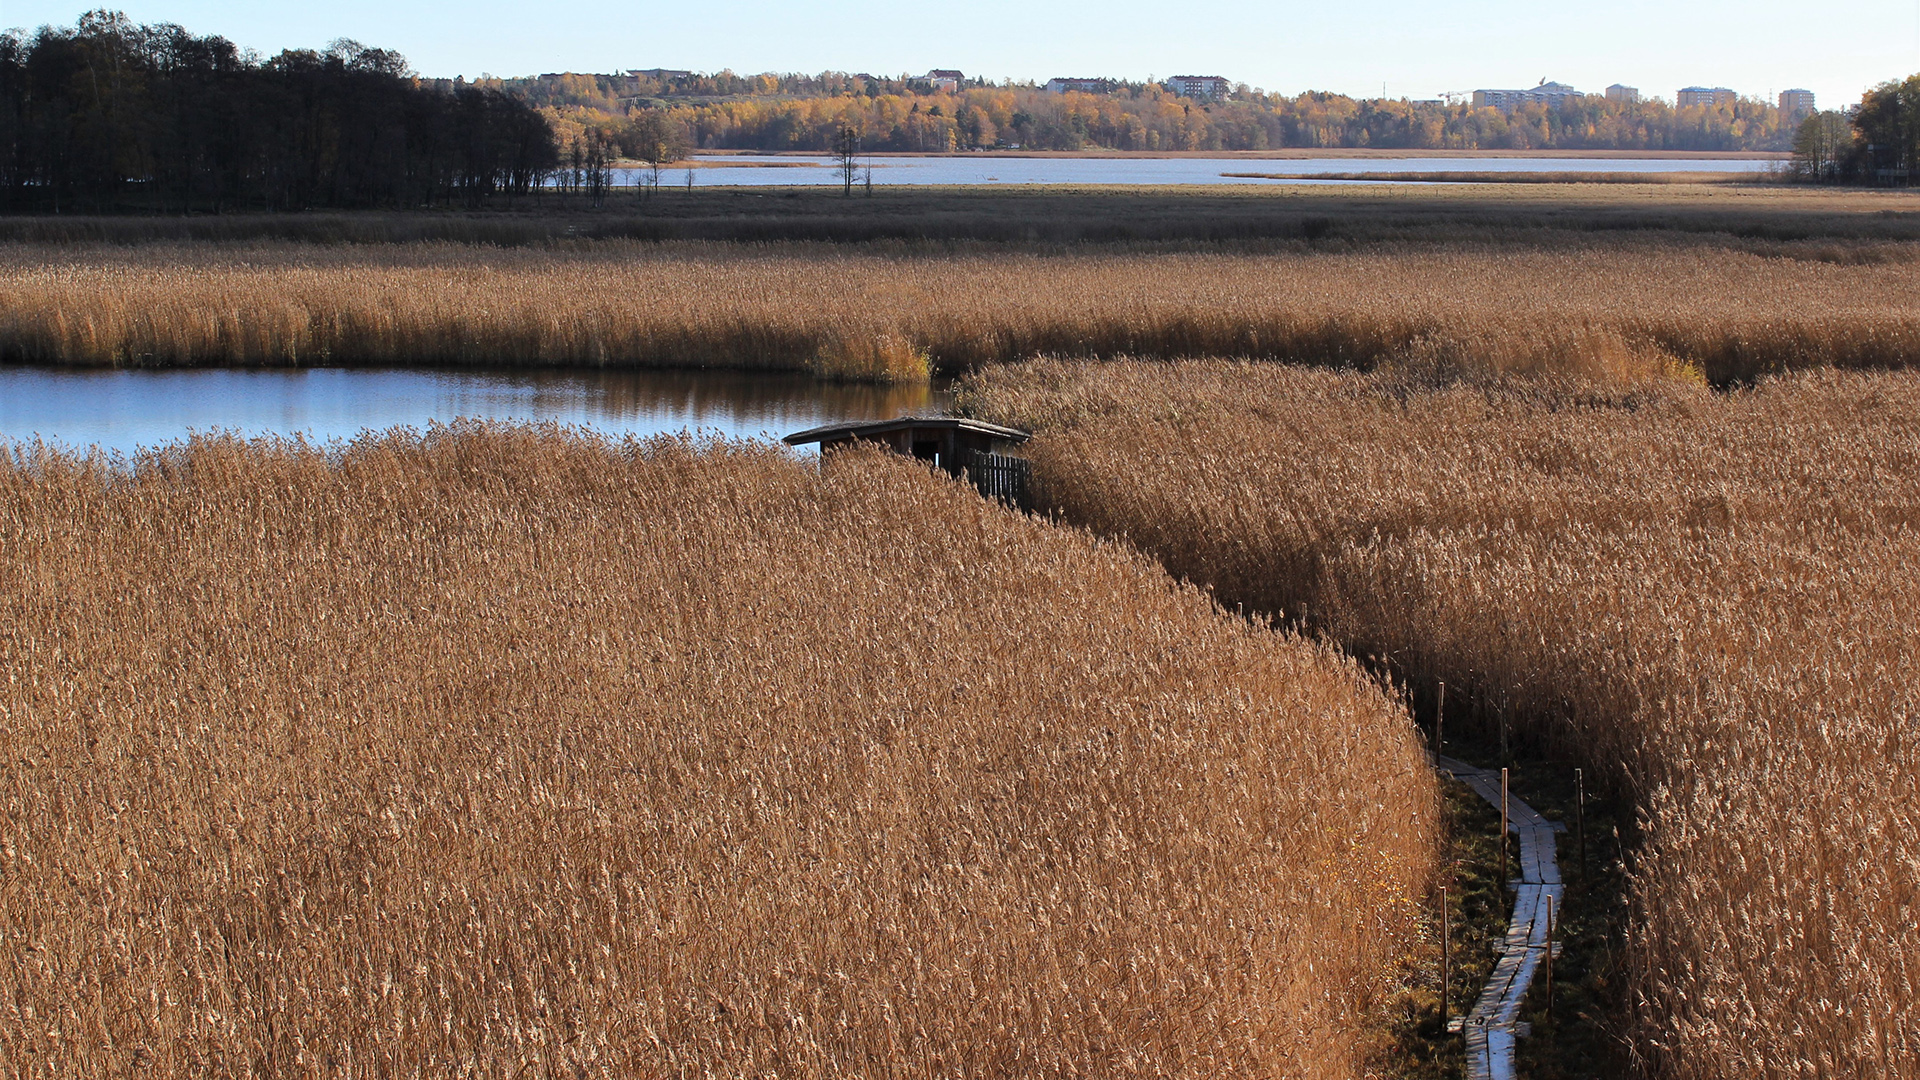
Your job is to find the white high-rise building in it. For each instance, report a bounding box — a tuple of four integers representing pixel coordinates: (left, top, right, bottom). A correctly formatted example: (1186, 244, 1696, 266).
(1678, 86, 1738, 108)
(1472, 82, 1585, 110)
(1164, 75, 1230, 100)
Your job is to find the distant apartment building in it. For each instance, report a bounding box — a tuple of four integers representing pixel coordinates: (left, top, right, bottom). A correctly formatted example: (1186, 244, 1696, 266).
(1605, 83, 1640, 104)
(1045, 77, 1112, 94)
(1164, 75, 1230, 100)
(1779, 88, 1816, 117)
(919, 69, 964, 92)
(1677, 86, 1737, 108)
(1471, 81, 1585, 110)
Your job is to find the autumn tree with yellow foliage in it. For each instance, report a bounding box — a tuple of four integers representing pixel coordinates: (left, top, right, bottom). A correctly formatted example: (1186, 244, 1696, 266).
(477, 70, 1801, 155)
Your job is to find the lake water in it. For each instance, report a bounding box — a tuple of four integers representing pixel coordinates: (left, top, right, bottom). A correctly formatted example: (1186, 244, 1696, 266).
(6, 154, 1770, 452)
(616, 154, 1777, 188)
(0, 367, 951, 457)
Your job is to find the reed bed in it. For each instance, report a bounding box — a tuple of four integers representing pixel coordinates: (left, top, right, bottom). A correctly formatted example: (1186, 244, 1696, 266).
(0, 426, 1438, 1078)
(966, 360, 1920, 1078)
(1, 183, 1913, 248)
(4, 236, 1920, 382)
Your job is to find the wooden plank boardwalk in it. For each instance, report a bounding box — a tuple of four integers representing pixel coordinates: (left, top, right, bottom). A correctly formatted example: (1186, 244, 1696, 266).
(1437, 756, 1565, 1080)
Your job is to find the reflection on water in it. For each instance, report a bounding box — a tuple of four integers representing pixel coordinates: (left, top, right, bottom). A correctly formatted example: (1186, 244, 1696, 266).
(0, 367, 952, 456)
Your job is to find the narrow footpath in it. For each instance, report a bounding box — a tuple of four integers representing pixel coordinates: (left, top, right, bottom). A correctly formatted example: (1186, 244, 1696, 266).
(931, 455, 1575, 1077)
(1437, 756, 1566, 1080)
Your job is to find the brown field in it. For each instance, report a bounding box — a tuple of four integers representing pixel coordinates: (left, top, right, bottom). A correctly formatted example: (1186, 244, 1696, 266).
(5, 221, 1920, 383)
(964, 361, 1920, 1078)
(0, 427, 1437, 1078)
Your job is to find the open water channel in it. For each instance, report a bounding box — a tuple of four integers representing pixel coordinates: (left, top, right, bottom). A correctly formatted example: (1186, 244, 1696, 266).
(620, 153, 1777, 188)
(0, 367, 952, 457)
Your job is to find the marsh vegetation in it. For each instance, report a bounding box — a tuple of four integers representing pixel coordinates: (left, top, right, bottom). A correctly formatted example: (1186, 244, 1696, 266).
(7, 179, 1920, 1077)
(5, 183, 1920, 383)
(965, 361, 1920, 1078)
(0, 428, 1438, 1077)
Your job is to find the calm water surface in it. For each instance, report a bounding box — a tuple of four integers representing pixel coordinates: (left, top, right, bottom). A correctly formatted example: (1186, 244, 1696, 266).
(619, 154, 1776, 188)
(0, 367, 951, 457)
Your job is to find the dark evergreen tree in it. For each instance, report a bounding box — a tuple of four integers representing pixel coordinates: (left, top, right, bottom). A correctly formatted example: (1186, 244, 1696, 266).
(0, 12, 559, 213)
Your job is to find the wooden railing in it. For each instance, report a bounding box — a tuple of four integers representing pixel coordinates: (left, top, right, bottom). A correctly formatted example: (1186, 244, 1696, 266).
(963, 450, 1032, 510)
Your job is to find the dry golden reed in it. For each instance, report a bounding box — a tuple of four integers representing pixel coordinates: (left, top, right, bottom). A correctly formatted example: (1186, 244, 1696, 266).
(0, 426, 1437, 1079)
(967, 360, 1920, 1079)
(808, 332, 931, 382)
(4, 235, 1920, 381)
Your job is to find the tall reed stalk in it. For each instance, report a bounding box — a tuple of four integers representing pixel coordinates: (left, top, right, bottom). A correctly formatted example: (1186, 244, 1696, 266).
(4, 238, 1919, 381)
(968, 360, 1920, 1078)
(0, 426, 1438, 1078)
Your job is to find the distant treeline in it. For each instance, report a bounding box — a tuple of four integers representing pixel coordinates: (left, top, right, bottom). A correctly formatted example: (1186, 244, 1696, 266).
(1790, 75, 1920, 185)
(0, 13, 558, 213)
(487, 70, 1802, 154)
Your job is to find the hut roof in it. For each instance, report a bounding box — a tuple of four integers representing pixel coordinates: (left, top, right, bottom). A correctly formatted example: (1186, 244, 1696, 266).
(782, 416, 1031, 447)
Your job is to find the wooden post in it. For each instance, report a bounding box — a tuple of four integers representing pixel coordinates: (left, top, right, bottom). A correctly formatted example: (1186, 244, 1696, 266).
(1440, 884, 1450, 1032)
(1435, 681, 1446, 763)
(1576, 768, 1586, 879)
(1500, 767, 1510, 887)
(1544, 893, 1556, 1014)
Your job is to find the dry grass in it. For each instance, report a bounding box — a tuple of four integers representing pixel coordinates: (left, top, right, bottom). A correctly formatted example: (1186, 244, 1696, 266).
(0, 426, 1438, 1078)
(965, 360, 1920, 1079)
(4, 233, 1920, 383)
(0, 183, 1911, 248)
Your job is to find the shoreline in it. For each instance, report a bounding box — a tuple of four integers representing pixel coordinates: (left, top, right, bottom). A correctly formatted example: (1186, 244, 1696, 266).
(1220, 170, 1758, 185)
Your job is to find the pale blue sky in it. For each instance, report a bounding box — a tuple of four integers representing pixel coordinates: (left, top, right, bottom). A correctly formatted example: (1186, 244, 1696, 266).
(4, 0, 1910, 109)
